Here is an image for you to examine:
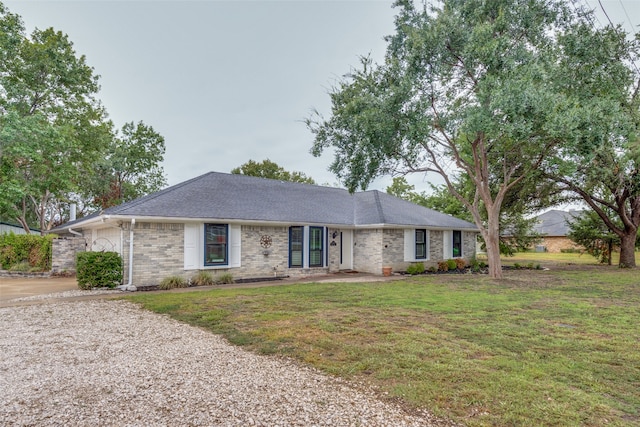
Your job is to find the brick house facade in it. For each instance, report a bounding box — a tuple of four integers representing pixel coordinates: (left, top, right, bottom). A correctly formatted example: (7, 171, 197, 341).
(52, 172, 478, 287)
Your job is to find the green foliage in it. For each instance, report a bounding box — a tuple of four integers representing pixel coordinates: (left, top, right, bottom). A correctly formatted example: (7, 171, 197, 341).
(446, 259, 457, 271)
(0, 4, 166, 229)
(159, 275, 189, 290)
(231, 159, 316, 184)
(568, 210, 622, 265)
(405, 263, 425, 275)
(307, 0, 587, 278)
(76, 252, 122, 289)
(8, 261, 30, 272)
(89, 121, 167, 210)
(191, 271, 215, 286)
(0, 233, 53, 270)
(548, 19, 640, 267)
(0, 4, 110, 232)
(216, 272, 234, 284)
(560, 248, 581, 254)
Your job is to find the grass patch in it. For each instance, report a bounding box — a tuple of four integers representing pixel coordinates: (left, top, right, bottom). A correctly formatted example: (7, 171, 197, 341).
(497, 250, 640, 266)
(126, 266, 640, 426)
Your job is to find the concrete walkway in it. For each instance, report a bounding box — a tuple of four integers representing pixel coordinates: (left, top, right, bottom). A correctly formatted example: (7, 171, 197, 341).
(0, 276, 77, 302)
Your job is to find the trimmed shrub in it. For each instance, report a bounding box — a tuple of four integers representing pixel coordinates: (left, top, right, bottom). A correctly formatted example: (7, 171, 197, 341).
(454, 258, 466, 270)
(159, 275, 189, 290)
(0, 233, 54, 271)
(437, 261, 449, 272)
(406, 263, 425, 275)
(427, 266, 437, 273)
(216, 273, 234, 284)
(76, 252, 123, 290)
(191, 271, 215, 286)
(446, 259, 457, 270)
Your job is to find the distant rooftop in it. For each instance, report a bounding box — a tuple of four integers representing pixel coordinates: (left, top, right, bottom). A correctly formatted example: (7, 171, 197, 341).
(533, 209, 582, 236)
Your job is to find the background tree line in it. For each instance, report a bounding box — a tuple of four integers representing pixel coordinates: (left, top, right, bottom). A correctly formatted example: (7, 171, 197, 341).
(0, 2, 166, 234)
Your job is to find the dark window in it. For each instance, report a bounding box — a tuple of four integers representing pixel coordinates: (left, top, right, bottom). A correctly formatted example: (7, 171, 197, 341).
(415, 229, 427, 259)
(205, 224, 228, 266)
(453, 230, 462, 257)
(309, 226, 324, 267)
(289, 226, 303, 267)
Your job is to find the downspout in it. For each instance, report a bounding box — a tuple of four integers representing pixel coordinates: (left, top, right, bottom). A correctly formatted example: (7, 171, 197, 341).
(118, 218, 137, 291)
(68, 228, 82, 237)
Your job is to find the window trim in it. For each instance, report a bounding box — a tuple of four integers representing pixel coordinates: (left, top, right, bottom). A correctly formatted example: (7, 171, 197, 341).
(404, 228, 430, 262)
(309, 226, 324, 267)
(415, 229, 427, 260)
(204, 223, 229, 266)
(289, 226, 304, 268)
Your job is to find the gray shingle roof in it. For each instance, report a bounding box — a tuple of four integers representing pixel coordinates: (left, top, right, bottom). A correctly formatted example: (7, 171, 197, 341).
(61, 172, 477, 230)
(533, 209, 582, 236)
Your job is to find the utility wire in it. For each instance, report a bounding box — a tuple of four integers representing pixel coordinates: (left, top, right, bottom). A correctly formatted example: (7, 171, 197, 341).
(617, 0, 636, 34)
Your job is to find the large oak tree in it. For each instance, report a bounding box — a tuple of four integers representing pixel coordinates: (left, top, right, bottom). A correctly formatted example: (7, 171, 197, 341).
(308, 0, 580, 278)
(549, 21, 640, 268)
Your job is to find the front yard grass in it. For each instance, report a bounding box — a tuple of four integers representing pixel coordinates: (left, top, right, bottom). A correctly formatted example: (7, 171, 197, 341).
(126, 266, 640, 427)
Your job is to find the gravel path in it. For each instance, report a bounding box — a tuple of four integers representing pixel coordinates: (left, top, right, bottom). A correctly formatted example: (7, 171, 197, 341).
(0, 299, 451, 426)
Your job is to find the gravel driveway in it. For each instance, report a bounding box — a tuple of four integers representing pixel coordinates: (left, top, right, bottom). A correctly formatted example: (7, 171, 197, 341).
(0, 299, 452, 426)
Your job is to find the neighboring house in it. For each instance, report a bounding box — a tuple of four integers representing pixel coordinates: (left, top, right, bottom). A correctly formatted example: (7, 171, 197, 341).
(532, 209, 582, 253)
(51, 172, 479, 288)
(0, 222, 38, 235)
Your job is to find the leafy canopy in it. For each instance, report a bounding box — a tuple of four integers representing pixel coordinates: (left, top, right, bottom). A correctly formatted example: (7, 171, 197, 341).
(231, 159, 316, 185)
(0, 3, 166, 231)
(308, 0, 580, 278)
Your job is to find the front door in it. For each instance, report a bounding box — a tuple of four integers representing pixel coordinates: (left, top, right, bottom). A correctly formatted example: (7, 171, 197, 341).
(339, 230, 353, 270)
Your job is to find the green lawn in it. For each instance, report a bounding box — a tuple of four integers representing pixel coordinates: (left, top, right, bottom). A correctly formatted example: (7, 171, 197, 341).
(126, 266, 640, 427)
(497, 250, 640, 266)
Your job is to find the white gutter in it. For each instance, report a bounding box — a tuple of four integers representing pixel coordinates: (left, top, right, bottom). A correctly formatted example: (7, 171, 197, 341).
(118, 218, 137, 291)
(68, 228, 83, 237)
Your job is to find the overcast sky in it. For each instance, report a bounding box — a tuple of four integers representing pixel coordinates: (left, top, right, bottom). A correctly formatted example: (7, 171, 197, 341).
(5, 0, 640, 193)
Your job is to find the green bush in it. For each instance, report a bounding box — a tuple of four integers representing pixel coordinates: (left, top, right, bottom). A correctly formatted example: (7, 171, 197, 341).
(560, 248, 582, 253)
(159, 275, 188, 290)
(0, 233, 54, 271)
(446, 259, 457, 270)
(216, 272, 234, 284)
(76, 252, 123, 290)
(191, 271, 215, 286)
(406, 263, 425, 275)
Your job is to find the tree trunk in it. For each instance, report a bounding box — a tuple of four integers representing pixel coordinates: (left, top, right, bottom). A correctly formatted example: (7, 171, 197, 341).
(483, 207, 503, 279)
(618, 230, 637, 268)
(484, 233, 503, 279)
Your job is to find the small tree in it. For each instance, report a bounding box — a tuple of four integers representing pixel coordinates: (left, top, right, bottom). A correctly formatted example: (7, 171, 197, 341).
(568, 210, 623, 265)
(89, 121, 167, 210)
